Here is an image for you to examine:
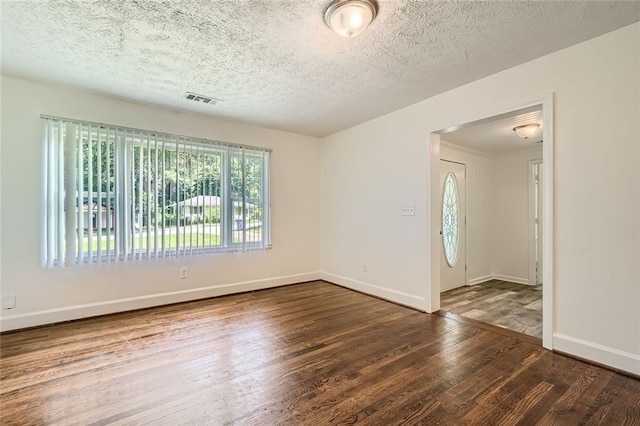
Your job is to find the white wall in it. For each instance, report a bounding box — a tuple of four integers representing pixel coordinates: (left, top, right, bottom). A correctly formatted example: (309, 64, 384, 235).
(440, 143, 493, 285)
(0, 75, 322, 330)
(321, 23, 639, 373)
(491, 149, 543, 283)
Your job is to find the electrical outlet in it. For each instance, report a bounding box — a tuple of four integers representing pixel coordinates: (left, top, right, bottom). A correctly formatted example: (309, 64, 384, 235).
(179, 267, 188, 279)
(2, 295, 16, 310)
(362, 263, 368, 272)
(402, 205, 415, 216)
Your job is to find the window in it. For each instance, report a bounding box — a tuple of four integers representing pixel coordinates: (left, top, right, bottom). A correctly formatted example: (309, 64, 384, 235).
(41, 117, 270, 267)
(442, 172, 459, 267)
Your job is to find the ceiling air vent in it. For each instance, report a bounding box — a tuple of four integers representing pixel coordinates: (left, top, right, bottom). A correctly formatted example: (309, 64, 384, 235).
(183, 92, 222, 105)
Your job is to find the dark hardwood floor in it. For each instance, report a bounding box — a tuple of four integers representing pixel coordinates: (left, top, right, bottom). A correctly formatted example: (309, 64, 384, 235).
(441, 280, 543, 339)
(1, 281, 638, 425)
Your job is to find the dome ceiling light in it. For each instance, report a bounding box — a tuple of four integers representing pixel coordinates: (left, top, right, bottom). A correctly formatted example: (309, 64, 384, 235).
(513, 123, 541, 140)
(324, 0, 379, 38)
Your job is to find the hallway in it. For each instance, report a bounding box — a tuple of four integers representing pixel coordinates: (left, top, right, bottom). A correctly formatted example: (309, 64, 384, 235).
(440, 280, 542, 338)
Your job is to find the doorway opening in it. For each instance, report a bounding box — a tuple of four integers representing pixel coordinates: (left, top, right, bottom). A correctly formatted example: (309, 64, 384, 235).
(428, 96, 554, 349)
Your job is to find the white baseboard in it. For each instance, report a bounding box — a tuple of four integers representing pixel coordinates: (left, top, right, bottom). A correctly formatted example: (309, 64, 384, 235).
(468, 275, 493, 286)
(491, 274, 532, 286)
(553, 333, 640, 376)
(467, 274, 533, 286)
(5, 270, 638, 376)
(0, 271, 322, 332)
(321, 272, 427, 312)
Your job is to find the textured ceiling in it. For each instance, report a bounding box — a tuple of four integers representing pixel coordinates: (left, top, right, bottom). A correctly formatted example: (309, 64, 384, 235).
(442, 106, 543, 156)
(1, 1, 639, 137)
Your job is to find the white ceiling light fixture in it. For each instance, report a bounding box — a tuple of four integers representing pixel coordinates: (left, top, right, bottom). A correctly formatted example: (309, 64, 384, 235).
(324, 0, 378, 38)
(513, 123, 540, 139)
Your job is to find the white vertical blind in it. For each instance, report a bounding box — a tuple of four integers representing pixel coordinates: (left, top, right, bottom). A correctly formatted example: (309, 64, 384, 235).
(64, 123, 77, 267)
(161, 136, 166, 257)
(56, 123, 65, 264)
(146, 134, 152, 258)
(41, 116, 271, 267)
(75, 125, 84, 264)
(96, 125, 102, 263)
(86, 124, 93, 263)
(41, 121, 49, 267)
(106, 128, 113, 261)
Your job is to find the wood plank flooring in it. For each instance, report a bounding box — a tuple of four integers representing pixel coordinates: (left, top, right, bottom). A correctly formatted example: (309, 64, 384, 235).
(2, 281, 638, 425)
(440, 280, 542, 339)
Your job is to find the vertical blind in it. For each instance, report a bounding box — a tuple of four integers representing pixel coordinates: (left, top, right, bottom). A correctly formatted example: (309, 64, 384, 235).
(41, 116, 271, 267)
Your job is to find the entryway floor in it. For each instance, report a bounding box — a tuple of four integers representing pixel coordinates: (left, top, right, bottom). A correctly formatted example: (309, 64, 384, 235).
(440, 279, 542, 339)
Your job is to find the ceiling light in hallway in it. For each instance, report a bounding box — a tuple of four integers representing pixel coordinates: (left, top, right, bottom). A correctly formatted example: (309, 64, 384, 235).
(513, 123, 540, 139)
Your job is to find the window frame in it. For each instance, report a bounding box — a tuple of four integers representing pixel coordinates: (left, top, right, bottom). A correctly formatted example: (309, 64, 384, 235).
(41, 116, 271, 267)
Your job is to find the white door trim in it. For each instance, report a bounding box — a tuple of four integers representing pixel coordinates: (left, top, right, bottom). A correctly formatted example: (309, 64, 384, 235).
(426, 94, 555, 350)
(528, 158, 543, 286)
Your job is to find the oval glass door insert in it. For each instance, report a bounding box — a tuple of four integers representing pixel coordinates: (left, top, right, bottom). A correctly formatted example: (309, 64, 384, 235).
(442, 172, 459, 267)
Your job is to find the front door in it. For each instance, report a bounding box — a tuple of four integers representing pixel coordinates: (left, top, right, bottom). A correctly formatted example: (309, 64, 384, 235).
(440, 160, 466, 292)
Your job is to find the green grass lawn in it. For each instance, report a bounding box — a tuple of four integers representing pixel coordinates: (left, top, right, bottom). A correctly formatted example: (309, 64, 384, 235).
(82, 232, 220, 252)
(81, 225, 263, 252)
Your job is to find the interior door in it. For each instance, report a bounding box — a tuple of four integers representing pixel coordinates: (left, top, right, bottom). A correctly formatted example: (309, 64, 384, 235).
(440, 160, 466, 292)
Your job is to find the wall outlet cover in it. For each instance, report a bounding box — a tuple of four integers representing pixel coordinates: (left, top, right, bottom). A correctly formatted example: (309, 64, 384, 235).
(402, 205, 416, 216)
(179, 267, 188, 279)
(2, 295, 16, 310)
